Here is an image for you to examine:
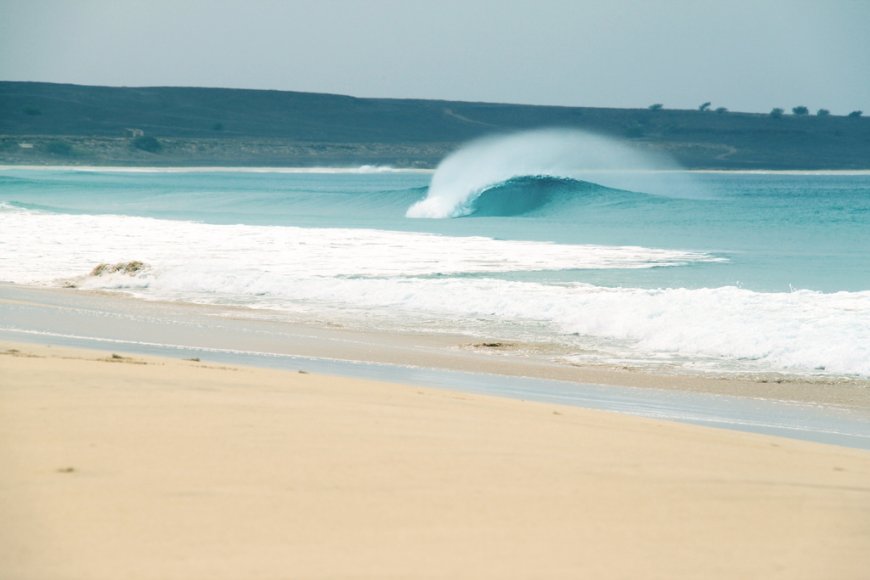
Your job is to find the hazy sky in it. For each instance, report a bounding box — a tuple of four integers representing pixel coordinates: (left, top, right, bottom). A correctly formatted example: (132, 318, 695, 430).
(2, 0, 868, 114)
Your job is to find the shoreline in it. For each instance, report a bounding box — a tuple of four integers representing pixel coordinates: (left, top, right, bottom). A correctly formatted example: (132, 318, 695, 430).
(3, 282, 869, 409)
(0, 163, 434, 173)
(2, 283, 869, 450)
(2, 340, 869, 579)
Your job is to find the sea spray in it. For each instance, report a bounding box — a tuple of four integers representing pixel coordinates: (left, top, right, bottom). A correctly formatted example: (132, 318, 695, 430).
(406, 128, 702, 218)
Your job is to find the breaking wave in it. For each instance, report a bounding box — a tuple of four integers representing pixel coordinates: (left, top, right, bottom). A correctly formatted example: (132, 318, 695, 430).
(407, 128, 700, 218)
(455, 175, 625, 217)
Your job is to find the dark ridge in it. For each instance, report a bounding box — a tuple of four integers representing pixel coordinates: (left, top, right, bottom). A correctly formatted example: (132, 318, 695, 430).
(1, 81, 869, 169)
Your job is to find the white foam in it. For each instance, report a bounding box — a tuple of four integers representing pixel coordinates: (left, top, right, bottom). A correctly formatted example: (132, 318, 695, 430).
(0, 210, 719, 283)
(3, 209, 869, 377)
(251, 278, 870, 376)
(140, 274, 870, 376)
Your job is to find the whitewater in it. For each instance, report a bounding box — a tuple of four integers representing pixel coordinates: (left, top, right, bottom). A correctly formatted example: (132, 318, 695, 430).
(2, 130, 869, 377)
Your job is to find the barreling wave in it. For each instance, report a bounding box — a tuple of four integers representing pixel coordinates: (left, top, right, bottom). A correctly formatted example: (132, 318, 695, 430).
(407, 128, 703, 218)
(453, 175, 626, 217)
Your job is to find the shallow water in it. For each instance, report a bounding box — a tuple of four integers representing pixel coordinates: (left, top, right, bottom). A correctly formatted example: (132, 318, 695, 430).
(2, 163, 869, 377)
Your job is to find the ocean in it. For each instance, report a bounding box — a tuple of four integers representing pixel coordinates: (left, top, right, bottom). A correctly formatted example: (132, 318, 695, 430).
(2, 131, 870, 378)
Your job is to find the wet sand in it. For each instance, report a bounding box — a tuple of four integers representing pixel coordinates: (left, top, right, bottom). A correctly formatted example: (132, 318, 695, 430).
(1, 342, 869, 579)
(3, 283, 869, 410)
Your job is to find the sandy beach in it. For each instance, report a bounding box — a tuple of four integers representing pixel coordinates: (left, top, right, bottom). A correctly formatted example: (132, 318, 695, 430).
(4, 3, 870, 578)
(2, 341, 869, 579)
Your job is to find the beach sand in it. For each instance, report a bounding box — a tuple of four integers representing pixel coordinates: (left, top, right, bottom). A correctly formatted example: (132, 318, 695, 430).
(2, 342, 869, 579)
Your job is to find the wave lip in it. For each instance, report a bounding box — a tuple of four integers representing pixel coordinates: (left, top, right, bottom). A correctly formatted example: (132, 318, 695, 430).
(407, 173, 591, 219)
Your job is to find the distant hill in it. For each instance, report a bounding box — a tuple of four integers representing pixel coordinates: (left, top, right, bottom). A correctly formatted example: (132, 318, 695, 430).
(1, 81, 868, 168)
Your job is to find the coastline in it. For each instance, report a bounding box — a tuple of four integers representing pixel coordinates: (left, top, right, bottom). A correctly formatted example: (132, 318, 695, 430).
(3, 282, 869, 409)
(5, 81, 870, 171)
(4, 163, 870, 174)
(0, 163, 434, 173)
(2, 341, 870, 579)
(3, 283, 870, 451)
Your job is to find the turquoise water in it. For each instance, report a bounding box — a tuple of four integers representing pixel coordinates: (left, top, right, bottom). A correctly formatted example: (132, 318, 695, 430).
(3, 168, 869, 292)
(2, 163, 869, 377)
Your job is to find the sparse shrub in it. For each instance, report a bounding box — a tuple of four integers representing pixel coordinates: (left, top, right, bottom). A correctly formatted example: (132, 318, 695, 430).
(699, 102, 711, 112)
(769, 108, 784, 118)
(624, 124, 645, 138)
(848, 110, 863, 118)
(792, 106, 809, 116)
(648, 103, 663, 111)
(715, 107, 728, 114)
(816, 109, 830, 117)
(45, 141, 73, 156)
(131, 135, 161, 153)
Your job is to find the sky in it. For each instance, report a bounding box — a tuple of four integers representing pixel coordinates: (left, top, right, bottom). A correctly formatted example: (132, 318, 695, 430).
(1, 0, 869, 114)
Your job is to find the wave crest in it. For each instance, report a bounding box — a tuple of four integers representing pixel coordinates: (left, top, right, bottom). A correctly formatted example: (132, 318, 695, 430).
(407, 128, 698, 219)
